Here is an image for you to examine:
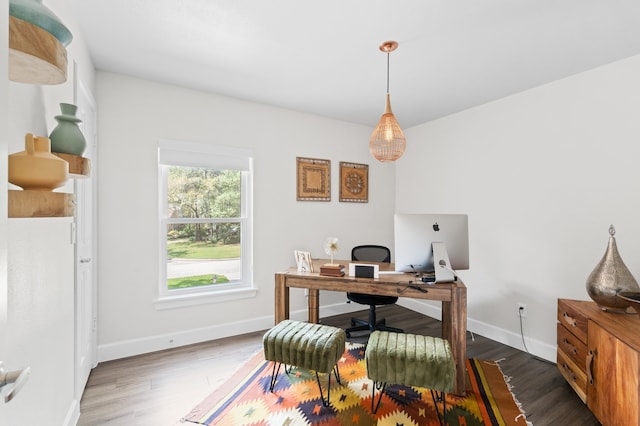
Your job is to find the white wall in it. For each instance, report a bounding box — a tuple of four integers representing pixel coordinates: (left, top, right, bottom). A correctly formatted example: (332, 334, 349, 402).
(4, 0, 95, 424)
(396, 54, 640, 360)
(95, 72, 397, 360)
(0, 1, 9, 424)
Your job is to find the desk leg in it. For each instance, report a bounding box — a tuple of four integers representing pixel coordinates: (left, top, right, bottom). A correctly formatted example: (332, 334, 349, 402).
(274, 273, 289, 324)
(443, 285, 467, 396)
(308, 289, 319, 323)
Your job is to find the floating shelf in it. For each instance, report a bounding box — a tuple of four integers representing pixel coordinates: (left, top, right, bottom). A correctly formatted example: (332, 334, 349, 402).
(7, 154, 88, 217)
(8, 190, 75, 218)
(53, 153, 91, 177)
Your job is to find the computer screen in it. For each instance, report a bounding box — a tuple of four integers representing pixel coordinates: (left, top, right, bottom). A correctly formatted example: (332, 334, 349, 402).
(394, 213, 469, 276)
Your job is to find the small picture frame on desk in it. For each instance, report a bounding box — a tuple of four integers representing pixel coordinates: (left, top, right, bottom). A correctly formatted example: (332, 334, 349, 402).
(294, 250, 313, 272)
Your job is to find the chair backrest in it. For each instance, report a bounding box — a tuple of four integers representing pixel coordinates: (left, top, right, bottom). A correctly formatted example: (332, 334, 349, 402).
(351, 245, 391, 263)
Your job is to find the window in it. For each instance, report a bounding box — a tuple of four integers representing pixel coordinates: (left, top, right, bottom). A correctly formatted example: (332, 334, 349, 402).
(156, 140, 254, 309)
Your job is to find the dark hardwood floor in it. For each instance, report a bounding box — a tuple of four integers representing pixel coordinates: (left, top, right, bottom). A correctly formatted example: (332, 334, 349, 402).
(78, 305, 599, 425)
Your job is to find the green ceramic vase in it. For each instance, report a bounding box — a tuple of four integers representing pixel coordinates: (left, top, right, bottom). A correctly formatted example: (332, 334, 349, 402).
(49, 103, 87, 156)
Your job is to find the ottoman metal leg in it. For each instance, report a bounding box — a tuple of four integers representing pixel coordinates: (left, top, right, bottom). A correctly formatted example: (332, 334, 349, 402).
(267, 362, 297, 392)
(268, 362, 294, 392)
(269, 362, 342, 407)
(268, 362, 282, 392)
(431, 390, 447, 426)
(371, 381, 386, 413)
(315, 364, 341, 407)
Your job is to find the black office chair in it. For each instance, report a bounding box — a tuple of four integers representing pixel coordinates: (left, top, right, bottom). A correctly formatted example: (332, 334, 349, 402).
(345, 245, 403, 337)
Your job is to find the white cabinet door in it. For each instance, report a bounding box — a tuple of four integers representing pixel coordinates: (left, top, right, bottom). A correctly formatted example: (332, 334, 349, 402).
(5, 219, 76, 425)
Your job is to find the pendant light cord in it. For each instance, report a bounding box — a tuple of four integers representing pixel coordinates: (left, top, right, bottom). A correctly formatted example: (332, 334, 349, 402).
(386, 52, 390, 95)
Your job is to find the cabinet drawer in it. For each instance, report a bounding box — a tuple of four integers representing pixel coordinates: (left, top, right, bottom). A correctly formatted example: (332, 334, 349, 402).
(558, 299, 588, 343)
(557, 323, 587, 371)
(557, 349, 587, 403)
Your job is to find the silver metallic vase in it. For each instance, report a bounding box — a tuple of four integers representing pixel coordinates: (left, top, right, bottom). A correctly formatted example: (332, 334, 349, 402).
(586, 225, 640, 311)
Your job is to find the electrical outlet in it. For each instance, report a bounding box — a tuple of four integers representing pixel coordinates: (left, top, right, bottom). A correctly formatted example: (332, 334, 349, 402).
(517, 302, 527, 318)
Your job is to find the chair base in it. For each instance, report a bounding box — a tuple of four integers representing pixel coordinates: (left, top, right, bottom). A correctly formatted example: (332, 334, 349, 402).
(345, 313, 403, 337)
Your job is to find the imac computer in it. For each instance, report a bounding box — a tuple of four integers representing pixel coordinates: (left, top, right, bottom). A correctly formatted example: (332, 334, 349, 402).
(394, 213, 469, 282)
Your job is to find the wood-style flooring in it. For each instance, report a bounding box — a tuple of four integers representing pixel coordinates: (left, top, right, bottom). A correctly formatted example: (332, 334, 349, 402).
(77, 305, 599, 425)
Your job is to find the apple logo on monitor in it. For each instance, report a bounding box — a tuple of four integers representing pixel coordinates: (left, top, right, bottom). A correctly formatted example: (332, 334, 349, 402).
(433, 222, 440, 232)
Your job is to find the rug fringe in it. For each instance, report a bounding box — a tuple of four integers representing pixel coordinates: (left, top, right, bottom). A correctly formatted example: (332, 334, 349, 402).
(485, 359, 534, 426)
(179, 348, 264, 424)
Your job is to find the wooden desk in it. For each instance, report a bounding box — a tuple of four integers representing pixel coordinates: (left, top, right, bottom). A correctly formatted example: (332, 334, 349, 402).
(274, 260, 467, 395)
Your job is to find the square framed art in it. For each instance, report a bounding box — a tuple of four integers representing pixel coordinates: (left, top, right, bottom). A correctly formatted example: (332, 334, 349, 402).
(339, 161, 368, 203)
(296, 157, 331, 201)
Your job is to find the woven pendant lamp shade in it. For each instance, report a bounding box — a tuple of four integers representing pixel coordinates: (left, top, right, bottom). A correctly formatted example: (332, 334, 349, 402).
(369, 41, 406, 162)
(370, 94, 406, 162)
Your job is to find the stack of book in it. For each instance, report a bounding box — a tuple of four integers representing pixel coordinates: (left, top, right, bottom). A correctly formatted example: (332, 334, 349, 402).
(319, 263, 345, 277)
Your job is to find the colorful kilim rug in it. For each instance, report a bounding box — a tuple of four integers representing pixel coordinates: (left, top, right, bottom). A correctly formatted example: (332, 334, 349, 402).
(182, 343, 530, 425)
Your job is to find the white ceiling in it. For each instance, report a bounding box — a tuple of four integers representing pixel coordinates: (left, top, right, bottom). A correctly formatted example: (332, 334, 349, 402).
(71, 0, 640, 128)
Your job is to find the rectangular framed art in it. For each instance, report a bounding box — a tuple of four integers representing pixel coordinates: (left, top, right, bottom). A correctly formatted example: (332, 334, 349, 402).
(296, 157, 331, 201)
(339, 161, 368, 203)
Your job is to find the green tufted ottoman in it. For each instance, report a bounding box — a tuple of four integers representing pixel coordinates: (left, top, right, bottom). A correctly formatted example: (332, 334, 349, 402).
(365, 330, 456, 424)
(263, 319, 346, 406)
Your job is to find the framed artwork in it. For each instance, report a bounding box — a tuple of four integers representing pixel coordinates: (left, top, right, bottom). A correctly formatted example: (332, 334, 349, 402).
(339, 161, 368, 203)
(296, 157, 331, 201)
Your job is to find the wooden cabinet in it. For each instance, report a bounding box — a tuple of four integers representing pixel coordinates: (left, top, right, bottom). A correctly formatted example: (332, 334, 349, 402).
(557, 299, 640, 425)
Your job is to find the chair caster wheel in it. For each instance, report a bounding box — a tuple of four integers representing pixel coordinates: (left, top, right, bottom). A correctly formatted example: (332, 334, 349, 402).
(350, 319, 356, 326)
(346, 331, 351, 338)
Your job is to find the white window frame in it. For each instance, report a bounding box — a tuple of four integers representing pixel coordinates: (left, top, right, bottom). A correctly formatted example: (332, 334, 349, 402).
(154, 139, 255, 310)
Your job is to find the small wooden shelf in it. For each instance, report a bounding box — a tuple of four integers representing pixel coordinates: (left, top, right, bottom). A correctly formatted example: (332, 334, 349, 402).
(53, 153, 91, 177)
(8, 190, 75, 218)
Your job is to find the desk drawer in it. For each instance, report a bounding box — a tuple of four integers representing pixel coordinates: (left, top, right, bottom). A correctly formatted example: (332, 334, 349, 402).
(557, 323, 587, 371)
(558, 299, 588, 343)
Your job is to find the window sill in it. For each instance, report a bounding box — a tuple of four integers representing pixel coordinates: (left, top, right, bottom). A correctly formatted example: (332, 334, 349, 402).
(154, 286, 258, 310)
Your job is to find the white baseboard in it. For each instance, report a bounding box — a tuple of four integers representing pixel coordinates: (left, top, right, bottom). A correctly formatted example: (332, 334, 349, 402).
(97, 301, 362, 362)
(98, 299, 555, 363)
(318, 300, 363, 319)
(63, 399, 79, 426)
(469, 316, 556, 362)
(397, 299, 556, 362)
(97, 315, 274, 362)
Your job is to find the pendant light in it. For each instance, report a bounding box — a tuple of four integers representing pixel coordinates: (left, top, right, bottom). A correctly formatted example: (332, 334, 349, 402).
(9, 0, 74, 85)
(369, 41, 406, 162)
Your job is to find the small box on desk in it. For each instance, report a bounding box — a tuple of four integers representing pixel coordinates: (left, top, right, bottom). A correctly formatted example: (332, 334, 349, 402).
(320, 264, 345, 277)
(348, 263, 379, 278)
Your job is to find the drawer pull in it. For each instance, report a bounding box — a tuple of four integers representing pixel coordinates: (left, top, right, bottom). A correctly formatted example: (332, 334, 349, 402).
(563, 312, 577, 327)
(562, 363, 576, 382)
(562, 337, 578, 354)
(587, 349, 595, 385)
